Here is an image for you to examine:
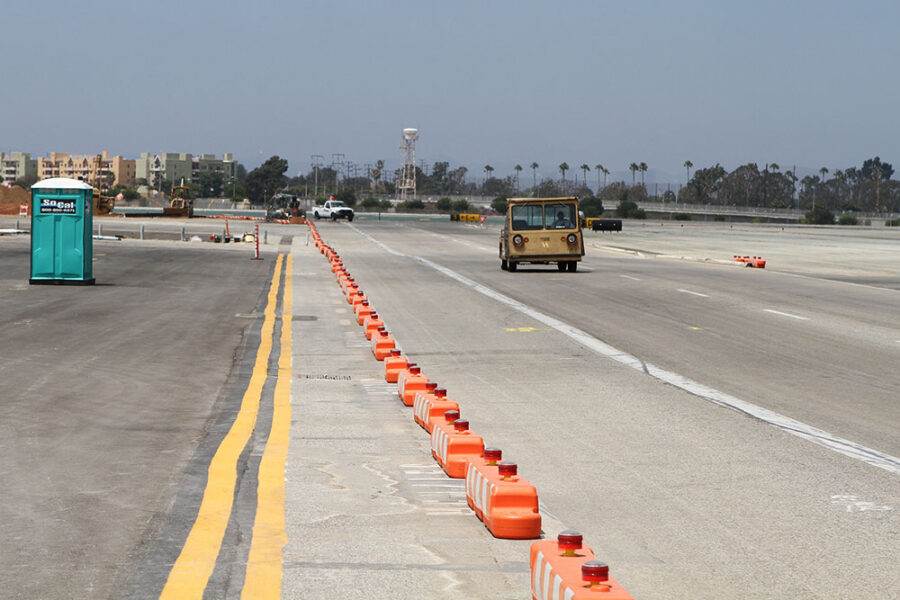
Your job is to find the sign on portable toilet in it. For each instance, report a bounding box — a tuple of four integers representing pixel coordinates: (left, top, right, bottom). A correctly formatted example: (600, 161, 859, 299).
(30, 178, 95, 285)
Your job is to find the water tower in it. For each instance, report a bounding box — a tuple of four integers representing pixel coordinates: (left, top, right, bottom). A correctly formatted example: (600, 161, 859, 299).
(398, 128, 418, 201)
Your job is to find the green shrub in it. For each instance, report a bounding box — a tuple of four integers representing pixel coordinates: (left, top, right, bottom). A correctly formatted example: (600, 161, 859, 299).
(361, 197, 382, 210)
(885, 218, 900, 227)
(435, 197, 452, 212)
(673, 213, 693, 221)
(491, 196, 508, 214)
(451, 199, 470, 212)
(805, 205, 835, 225)
(752, 217, 765, 223)
(713, 215, 726, 222)
(838, 214, 858, 225)
(398, 199, 424, 211)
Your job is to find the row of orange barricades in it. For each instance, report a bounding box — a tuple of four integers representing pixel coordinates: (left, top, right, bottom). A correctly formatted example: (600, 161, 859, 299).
(305, 220, 635, 599)
(734, 254, 766, 268)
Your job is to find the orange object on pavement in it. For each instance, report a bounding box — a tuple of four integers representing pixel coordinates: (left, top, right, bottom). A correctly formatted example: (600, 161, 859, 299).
(464, 447, 502, 519)
(398, 366, 429, 406)
(371, 327, 396, 360)
(465, 459, 541, 539)
(530, 533, 634, 600)
(355, 300, 373, 325)
(384, 350, 408, 383)
(431, 417, 484, 478)
(414, 387, 460, 433)
(363, 312, 385, 340)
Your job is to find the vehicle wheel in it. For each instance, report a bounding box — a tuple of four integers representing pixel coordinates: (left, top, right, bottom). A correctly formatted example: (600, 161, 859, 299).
(508, 262, 518, 272)
(501, 259, 508, 270)
(567, 261, 578, 272)
(348, 214, 354, 222)
(314, 212, 320, 220)
(557, 262, 566, 271)
(331, 214, 337, 221)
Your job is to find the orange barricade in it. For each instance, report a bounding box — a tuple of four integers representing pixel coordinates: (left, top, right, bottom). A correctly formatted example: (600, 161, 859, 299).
(384, 350, 409, 383)
(431, 416, 484, 478)
(371, 327, 396, 361)
(350, 289, 366, 309)
(355, 300, 373, 325)
(464, 447, 501, 519)
(413, 387, 459, 433)
(465, 458, 541, 539)
(363, 312, 385, 340)
(398, 365, 429, 406)
(749, 256, 766, 268)
(411, 382, 438, 424)
(531, 532, 634, 600)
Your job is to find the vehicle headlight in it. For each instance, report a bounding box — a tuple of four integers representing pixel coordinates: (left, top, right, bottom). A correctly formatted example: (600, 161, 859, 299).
(567, 233, 577, 244)
(513, 234, 524, 246)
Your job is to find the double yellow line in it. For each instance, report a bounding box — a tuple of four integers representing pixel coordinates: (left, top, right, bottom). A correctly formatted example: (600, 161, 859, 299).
(161, 254, 292, 600)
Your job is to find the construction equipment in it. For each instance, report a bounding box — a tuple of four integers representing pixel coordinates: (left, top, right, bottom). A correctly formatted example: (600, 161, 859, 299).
(91, 154, 115, 215)
(163, 178, 194, 218)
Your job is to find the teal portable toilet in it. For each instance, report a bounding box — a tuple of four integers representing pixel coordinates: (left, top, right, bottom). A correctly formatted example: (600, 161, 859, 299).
(30, 177, 95, 285)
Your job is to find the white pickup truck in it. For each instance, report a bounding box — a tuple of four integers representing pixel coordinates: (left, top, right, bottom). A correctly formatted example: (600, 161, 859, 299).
(312, 199, 355, 221)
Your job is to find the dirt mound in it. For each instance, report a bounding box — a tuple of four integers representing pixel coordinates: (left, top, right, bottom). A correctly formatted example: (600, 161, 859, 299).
(0, 185, 29, 215)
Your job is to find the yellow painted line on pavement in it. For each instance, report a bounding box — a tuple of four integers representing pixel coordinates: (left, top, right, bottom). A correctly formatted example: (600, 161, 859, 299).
(160, 254, 284, 600)
(242, 254, 292, 599)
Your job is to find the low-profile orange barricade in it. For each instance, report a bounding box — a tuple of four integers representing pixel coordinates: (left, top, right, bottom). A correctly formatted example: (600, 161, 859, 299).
(370, 327, 396, 361)
(355, 300, 372, 325)
(414, 387, 459, 433)
(384, 350, 408, 383)
(465, 458, 541, 539)
(398, 366, 429, 406)
(431, 416, 484, 478)
(531, 532, 634, 600)
(363, 312, 384, 340)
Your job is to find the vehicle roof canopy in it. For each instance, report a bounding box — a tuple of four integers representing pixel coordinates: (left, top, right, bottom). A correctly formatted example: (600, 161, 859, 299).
(507, 196, 577, 205)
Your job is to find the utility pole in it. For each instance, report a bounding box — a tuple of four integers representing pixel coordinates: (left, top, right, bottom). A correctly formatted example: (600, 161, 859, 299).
(311, 154, 323, 198)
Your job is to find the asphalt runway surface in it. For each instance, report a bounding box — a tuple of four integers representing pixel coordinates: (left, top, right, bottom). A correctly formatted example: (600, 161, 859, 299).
(1, 219, 897, 599)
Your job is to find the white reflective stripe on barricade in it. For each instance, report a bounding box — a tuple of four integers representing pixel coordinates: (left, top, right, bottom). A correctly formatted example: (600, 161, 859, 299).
(532, 550, 576, 600)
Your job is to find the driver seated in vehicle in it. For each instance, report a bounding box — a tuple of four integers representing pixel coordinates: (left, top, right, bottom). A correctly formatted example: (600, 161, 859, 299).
(551, 210, 574, 228)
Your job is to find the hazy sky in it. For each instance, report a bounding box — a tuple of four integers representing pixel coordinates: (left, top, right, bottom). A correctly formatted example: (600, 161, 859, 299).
(3, 1, 898, 183)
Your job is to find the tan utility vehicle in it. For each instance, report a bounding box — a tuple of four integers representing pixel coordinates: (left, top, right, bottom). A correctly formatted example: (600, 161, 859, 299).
(499, 197, 584, 272)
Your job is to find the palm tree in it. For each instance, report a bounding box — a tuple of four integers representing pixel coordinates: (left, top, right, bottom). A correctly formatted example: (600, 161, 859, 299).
(819, 167, 829, 184)
(684, 160, 693, 184)
(530, 162, 539, 196)
(484, 165, 494, 179)
(514, 164, 523, 192)
(601, 166, 610, 188)
(579, 164, 590, 187)
(629, 162, 639, 186)
(639, 162, 648, 187)
(558, 162, 569, 183)
(594, 164, 604, 192)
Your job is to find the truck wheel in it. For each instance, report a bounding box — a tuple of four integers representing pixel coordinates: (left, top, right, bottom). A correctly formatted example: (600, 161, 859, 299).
(348, 214, 354, 222)
(314, 211, 320, 220)
(331, 213, 337, 221)
(557, 262, 566, 271)
(501, 259, 508, 270)
(567, 261, 578, 272)
(508, 262, 517, 272)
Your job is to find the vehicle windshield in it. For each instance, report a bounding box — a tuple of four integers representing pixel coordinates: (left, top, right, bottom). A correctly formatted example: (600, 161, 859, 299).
(510, 204, 544, 230)
(510, 203, 576, 230)
(546, 204, 576, 229)
(330, 201, 346, 207)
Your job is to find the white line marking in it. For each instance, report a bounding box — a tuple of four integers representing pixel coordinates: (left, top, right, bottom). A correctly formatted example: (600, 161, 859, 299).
(351, 224, 900, 476)
(678, 288, 709, 298)
(764, 309, 810, 321)
(620, 275, 641, 281)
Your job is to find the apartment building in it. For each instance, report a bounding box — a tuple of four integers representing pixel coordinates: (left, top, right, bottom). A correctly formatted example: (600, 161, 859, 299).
(0, 152, 38, 183)
(34, 152, 136, 189)
(135, 152, 235, 191)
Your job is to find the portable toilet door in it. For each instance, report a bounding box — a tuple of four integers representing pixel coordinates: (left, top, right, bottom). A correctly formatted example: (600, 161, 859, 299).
(30, 177, 95, 285)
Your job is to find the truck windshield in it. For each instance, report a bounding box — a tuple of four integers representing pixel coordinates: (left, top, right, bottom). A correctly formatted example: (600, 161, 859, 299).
(546, 204, 576, 229)
(331, 201, 346, 207)
(510, 205, 544, 230)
